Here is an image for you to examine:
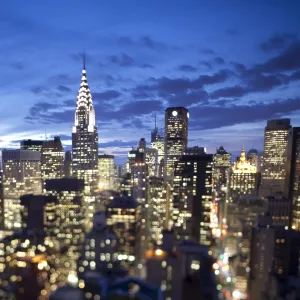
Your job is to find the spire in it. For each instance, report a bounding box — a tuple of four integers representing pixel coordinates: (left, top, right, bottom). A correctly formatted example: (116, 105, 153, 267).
(82, 51, 86, 70)
(154, 112, 157, 129)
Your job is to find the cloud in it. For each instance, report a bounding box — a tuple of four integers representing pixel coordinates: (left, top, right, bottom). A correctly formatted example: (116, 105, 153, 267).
(178, 64, 197, 72)
(199, 61, 212, 70)
(189, 97, 300, 130)
(93, 90, 122, 102)
(259, 32, 297, 52)
(11, 62, 25, 70)
(200, 48, 216, 55)
(169, 90, 208, 106)
(100, 140, 137, 148)
(108, 53, 135, 67)
(214, 57, 225, 64)
(57, 85, 71, 92)
(141, 63, 154, 69)
(210, 86, 246, 99)
(257, 41, 300, 72)
(31, 86, 49, 94)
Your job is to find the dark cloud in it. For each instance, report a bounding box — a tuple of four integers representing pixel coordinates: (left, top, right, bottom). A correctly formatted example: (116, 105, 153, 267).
(123, 117, 150, 129)
(210, 86, 246, 99)
(108, 53, 135, 67)
(28, 101, 57, 117)
(257, 41, 300, 72)
(231, 62, 247, 74)
(200, 48, 216, 55)
(190, 97, 300, 130)
(141, 63, 154, 69)
(31, 86, 49, 94)
(178, 64, 197, 72)
(118, 36, 134, 45)
(169, 90, 208, 106)
(226, 29, 239, 36)
(199, 61, 212, 70)
(247, 73, 282, 92)
(57, 85, 71, 92)
(11, 62, 24, 70)
(214, 57, 225, 64)
(93, 90, 122, 102)
(259, 33, 297, 52)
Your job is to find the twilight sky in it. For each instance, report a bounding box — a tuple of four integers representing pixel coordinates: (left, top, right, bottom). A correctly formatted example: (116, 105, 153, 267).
(1, 1, 300, 164)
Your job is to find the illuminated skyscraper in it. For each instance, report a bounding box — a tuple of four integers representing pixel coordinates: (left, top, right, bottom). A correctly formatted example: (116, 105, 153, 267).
(64, 151, 72, 178)
(45, 178, 85, 281)
(138, 138, 157, 177)
(164, 107, 188, 179)
(41, 136, 64, 183)
(20, 139, 44, 152)
(261, 119, 291, 196)
(173, 147, 213, 245)
(98, 154, 115, 190)
(106, 196, 141, 275)
(285, 127, 300, 230)
(213, 146, 231, 187)
(72, 58, 98, 226)
(227, 148, 258, 202)
(2, 150, 42, 230)
(151, 119, 164, 178)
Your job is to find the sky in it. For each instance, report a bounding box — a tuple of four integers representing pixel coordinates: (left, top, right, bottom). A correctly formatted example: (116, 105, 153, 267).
(1, 0, 300, 164)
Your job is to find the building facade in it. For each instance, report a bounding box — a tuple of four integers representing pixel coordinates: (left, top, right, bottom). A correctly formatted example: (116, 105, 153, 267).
(2, 150, 42, 230)
(261, 119, 291, 197)
(164, 107, 188, 180)
(98, 154, 115, 191)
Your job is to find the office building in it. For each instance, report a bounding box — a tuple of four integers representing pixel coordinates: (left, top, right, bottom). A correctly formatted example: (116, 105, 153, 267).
(138, 138, 158, 177)
(267, 195, 290, 227)
(45, 178, 85, 281)
(151, 122, 164, 178)
(226, 147, 258, 203)
(261, 119, 291, 196)
(20, 139, 44, 151)
(64, 150, 72, 178)
(2, 150, 42, 230)
(106, 196, 141, 275)
(41, 136, 64, 182)
(78, 211, 120, 277)
(285, 127, 300, 230)
(148, 176, 168, 245)
(146, 231, 216, 300)
(247, 148, 262, 171)
(213, 146, 231, 188)
(164, 107, 188, 179)
(72, 58, 98, 223)
(98, 154, 115, 191)
(173, 147, 213, 245)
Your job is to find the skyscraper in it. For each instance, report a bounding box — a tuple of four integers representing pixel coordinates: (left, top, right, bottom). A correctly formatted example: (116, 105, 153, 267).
(2, 150, 42, 230)
(41, 136, 64, 182)
(261, 119, 291, 196)
(20, 139, 44, 152)
(151, 118, 164, 178)
(164, 107, 188, 179)
(173, 147, 213, 245)
(72, 57, 98, 224)
(285, 127, 300, 230)
(98, 154, 115, 191)
(213, 146, 231, 188)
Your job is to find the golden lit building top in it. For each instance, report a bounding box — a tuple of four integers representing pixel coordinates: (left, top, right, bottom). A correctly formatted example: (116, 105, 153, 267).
(232, 148, 257, 174)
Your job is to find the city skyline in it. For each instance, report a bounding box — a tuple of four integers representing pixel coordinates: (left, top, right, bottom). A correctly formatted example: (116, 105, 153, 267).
(1, 1, 300, 164)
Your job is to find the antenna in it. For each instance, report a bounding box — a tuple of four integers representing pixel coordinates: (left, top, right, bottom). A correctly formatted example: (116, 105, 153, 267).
(45, 129, 48, 141)
(82, 51, 86, 70)
(154, 112, 157, 129)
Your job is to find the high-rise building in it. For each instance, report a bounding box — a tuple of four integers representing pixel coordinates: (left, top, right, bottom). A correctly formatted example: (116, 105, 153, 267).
(164, 107, 188, 179)
(64, 151, 72, 178)
(148, 177, 167, 245)
(261, 119, 291, 196)
(137, 138, 158, 177)
(173, 147, 213, 245)
(20, 139, 44, 151)
(41, 136, 64, 183)
(72, 58, 98, 221)
(226, 148, 258, 203)
(45, 178, 85, 281)
(78, 212, 119, 277)
(247, 148, 262, 172)
(106, 196, 141, 275)
(2, 150, 42, 230)
(98, 154, 115, 191)
(213, 146, 231, 188)
(285, 127, 300, 230)
(151, 120, 164, 178)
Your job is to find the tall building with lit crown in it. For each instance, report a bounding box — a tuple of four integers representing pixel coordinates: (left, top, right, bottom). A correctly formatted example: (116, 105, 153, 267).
(151, 120, 164, 178)
(164, 107, 188, 180)
(98, 154, 115, 191)
(285, 127, 300, 230)
(227, 147, 258, 203)
(261, 119, 291, 196)
(72, 57, 98, 222)
(2, 150, 42, 230)
(41, 136, 64, 183)
(173, 147, 213, 245)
